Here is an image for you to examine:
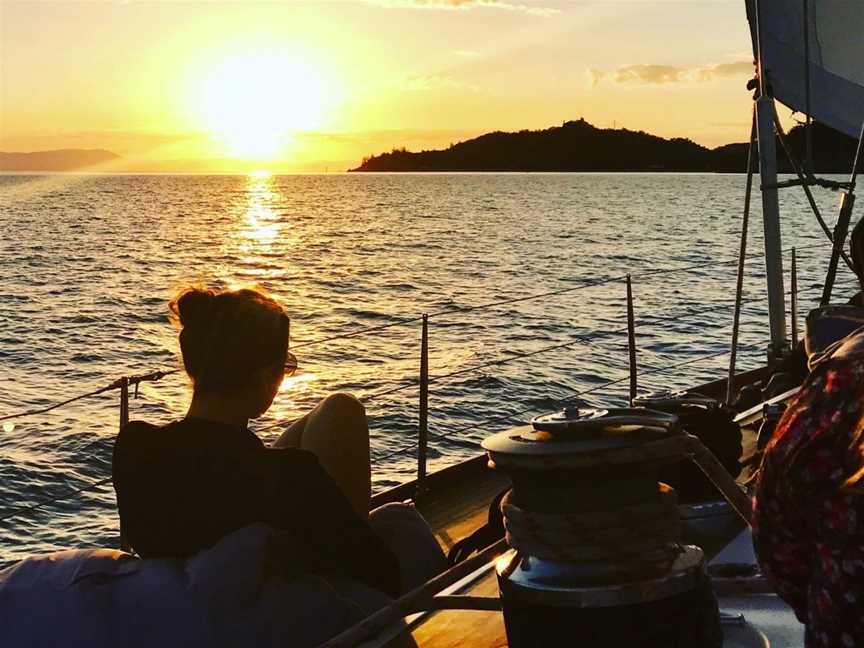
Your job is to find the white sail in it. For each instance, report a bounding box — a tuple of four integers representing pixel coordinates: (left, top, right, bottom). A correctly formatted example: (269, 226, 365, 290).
(747, 0, 864, 139)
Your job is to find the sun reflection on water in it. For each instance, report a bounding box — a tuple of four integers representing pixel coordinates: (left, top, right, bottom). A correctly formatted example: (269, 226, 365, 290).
(241, 173, 282, 246)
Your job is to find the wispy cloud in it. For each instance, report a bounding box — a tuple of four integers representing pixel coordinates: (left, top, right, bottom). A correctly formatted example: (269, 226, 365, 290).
(403, 74, 480, 92)
(588, 60, 754, 86)
(367, 0, 560, 18)
(693, 60, 754, 81)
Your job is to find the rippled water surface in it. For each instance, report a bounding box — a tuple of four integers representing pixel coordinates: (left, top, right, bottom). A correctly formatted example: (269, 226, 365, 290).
(0, 172, 854, 565)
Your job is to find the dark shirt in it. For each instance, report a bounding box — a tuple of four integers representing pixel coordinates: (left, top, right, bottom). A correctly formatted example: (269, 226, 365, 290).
(112, 417, 400, 597)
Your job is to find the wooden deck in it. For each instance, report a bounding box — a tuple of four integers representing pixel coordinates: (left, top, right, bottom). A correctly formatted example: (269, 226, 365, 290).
(359, 368, 795, 648)
(370, 455, 510, 556)
(412, 570, 505, 648)
(418, 468, 508, 555)
(370, 457, 512, 646)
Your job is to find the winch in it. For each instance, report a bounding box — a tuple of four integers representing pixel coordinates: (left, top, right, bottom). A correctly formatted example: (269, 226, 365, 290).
(483, 406, 722, 648)
(633, 391, 743, 503)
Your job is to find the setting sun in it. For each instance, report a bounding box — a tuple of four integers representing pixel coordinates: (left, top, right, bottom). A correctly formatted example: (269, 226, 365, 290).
(196, 50, 336, 159)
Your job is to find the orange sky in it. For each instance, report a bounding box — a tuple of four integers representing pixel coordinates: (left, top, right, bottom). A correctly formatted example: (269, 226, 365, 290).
(0, 0, 768, 172)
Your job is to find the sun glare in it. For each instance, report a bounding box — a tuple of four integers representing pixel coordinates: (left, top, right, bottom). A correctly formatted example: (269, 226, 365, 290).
(197, 50, 335, 159)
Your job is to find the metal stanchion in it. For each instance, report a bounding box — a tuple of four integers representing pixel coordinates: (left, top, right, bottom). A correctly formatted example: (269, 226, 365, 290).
(416, 314, 429, 500)
(626, 275, 637, 405)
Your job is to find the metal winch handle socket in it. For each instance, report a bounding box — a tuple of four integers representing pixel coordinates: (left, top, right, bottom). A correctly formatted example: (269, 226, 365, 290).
(531, 408, 680, 435)
(685, 434, 753, 526)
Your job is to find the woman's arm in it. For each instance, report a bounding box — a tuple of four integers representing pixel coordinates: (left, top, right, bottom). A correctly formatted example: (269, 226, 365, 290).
(753, 362, 864, 621)
(752, 454, 811, 619)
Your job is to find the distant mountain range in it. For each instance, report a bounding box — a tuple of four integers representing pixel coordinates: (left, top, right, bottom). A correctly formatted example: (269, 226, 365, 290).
(0, 149, 120, 171)
(351, 118, 859, 173)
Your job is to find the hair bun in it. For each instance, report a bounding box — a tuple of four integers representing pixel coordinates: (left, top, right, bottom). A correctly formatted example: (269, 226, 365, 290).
(171, 288, 216, 329)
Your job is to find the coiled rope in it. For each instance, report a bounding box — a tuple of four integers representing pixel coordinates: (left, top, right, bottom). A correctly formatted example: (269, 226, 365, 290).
(502, 484, 681, 565)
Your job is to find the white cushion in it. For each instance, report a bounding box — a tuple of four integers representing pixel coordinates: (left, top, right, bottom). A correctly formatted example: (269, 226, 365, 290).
(0, 524, 391, 648)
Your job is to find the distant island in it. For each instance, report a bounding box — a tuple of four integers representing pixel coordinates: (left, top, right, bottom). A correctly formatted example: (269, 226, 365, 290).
(0, 149, 119, 172)
(2, 120, 858, 174)
(350, 118, 859, 173)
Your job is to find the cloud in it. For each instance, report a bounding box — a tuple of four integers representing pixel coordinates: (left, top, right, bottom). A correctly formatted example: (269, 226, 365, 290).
(589, 60, 754, 86)
(693, 60, 755, 81)
(403, 74, 480, 92)
(587, 65, 681, 86)
(367, 0, 559, 17)
(616, 64, 682, 84)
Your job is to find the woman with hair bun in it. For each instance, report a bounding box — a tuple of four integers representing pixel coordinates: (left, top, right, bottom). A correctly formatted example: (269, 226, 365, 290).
(111, 287, 406, 598)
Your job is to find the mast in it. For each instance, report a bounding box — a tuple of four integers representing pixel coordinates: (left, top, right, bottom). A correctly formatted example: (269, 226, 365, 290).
(754, 0, 788, 359)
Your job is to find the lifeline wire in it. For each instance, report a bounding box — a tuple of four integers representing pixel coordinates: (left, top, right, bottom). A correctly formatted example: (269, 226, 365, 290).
(0, 242, 831, 425)
(375, 342, 762, 463)
(0, 477, 113, 525)
(2, 338, 765, 522)
(260, 294, 767, 435)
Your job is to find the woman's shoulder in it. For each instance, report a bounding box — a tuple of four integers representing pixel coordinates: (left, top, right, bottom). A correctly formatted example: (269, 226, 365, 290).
(119, 420, 164, 435)
(114, 420, 195, 462)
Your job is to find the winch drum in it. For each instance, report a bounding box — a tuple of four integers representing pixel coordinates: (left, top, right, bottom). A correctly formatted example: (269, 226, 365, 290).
(483, 407, 722, 648)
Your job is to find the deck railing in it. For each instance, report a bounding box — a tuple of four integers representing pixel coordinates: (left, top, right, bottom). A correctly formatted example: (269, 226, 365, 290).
(0, 242, 834, 532)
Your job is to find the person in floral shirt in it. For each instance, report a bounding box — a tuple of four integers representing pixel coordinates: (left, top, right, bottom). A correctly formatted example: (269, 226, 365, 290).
(753, 329, 864, 648)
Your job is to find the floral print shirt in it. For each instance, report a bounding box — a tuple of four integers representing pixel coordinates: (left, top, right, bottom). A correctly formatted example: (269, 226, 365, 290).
(753, 332, 864, 648)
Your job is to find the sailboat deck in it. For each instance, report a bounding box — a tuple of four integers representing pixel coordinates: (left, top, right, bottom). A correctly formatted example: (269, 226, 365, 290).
(411, 569, 503, 648)
(379, 383, 799, 647)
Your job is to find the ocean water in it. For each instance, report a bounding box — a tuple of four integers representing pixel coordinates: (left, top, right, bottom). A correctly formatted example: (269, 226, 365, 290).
(0, 172, 854, 565)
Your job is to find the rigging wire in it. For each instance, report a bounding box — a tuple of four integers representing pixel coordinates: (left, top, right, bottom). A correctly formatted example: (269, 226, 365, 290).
(772, 110, 855, 272)
(0, 477, 113, 525)
(286, 246, 825, 353)
(0, 242, 831, 428)
(0, 384, 119, 423)
(728, 110, 757, 404)
(0, 370, 178, 423)
(1, 324, 771, 523)
(377, 342, 763, 462)
(0, 335, 771, 528)
(257, 294, 769, 434)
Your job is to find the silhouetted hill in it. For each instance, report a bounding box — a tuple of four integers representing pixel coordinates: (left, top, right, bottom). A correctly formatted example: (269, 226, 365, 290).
(0, 149, 120, 171)
(772, 122, 861, 173)
(351, 119, 859, 173)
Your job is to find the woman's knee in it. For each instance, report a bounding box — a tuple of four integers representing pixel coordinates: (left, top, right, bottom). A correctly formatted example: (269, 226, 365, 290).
(320, 392, 366, 419)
